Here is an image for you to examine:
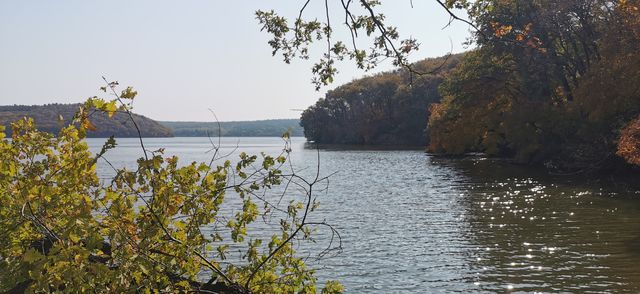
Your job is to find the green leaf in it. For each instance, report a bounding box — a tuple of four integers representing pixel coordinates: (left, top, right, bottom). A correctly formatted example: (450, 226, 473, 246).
(23, 249, 43, 263)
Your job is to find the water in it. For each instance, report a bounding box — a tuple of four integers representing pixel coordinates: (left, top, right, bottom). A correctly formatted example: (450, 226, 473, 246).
(87, 137, 640, 293)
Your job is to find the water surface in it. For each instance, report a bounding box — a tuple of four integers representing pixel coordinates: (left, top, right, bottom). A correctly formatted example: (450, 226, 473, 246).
(88, 137, 640, 293)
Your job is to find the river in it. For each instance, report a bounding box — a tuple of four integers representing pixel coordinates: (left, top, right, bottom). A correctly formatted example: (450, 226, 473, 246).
(87, 137, 640, 293)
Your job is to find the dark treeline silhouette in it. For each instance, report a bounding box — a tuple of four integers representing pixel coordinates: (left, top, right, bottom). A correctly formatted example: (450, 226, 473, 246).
(0, 103, 173, 137)
(300, 54, 464, 146)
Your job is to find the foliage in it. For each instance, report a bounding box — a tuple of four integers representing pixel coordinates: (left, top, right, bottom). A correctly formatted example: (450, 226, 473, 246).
(0, 103, 173, 138)
(618, 117, 640, 166)
(427, 0, 640, 170)
(0, 88, 341, 293)
(256, 0, 457, 90)
(301, 54, 463, 146)
(262, 0, 640, 170)
(162, 119, 304, 137)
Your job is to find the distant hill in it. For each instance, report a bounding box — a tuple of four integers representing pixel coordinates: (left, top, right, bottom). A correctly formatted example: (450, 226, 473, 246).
(0, 104, 303, 138)
(0, 103, 173, 138)
(161, 119, 303, 137)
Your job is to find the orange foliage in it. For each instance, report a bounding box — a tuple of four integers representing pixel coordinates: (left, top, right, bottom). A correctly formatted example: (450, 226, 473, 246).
(621, 0, 640, 38)
(491, 22, 513, 37)
(617, 117, 640, 166)
(428, 103, 446, 123)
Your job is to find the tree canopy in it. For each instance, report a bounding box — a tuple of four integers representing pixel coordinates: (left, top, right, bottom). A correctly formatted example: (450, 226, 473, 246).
(428, 0, 640, 170)
(300, 54, 463, 145)
(261, 0, 640, 170)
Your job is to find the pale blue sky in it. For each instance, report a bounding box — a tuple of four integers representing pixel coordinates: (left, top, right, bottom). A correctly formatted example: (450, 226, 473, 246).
(0, 1, 471, 121)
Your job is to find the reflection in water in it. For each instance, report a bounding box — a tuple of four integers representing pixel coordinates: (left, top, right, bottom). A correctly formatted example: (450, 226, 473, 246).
(439, 157, 640, 293)
(89, 137, 640, 293)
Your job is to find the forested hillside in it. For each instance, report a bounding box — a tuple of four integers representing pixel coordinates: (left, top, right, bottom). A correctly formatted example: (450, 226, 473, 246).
(0, 103, 173, 137)
(161, 119, 303, 137)
(300, 54, 463, 146)
(299, 1, 640, 171)
(428, 0, 640, 171)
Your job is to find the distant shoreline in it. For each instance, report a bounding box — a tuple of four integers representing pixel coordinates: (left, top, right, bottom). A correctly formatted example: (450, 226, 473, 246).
(0, 103, 303, 138)
(159, 119, 303, 137)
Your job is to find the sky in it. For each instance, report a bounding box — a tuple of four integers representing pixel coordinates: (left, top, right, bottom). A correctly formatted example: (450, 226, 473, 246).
(0, 1, 472, 121)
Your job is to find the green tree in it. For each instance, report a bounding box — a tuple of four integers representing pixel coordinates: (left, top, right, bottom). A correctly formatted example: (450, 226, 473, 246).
(0, 84, 343, 293)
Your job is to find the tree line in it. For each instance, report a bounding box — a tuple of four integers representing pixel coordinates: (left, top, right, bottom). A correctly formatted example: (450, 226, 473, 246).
(161, 119, 304, 137)
(300, 54, 463, 146)
(428, 0, 640, 171)
(297, 0, 640, 171)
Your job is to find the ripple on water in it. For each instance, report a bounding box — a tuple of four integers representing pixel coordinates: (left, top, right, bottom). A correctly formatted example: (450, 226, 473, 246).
(89, 138, 640, 293)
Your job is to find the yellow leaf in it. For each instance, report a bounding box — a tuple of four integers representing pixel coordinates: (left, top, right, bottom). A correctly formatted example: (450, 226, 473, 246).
(69, 233, 81, 243)
(82, 118, 97, 131)
(139, 264, 150, 275)
(105, 101, 117, 118)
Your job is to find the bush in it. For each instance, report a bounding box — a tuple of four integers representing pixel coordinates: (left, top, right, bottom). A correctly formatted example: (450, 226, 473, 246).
(0, 89, 342, 293)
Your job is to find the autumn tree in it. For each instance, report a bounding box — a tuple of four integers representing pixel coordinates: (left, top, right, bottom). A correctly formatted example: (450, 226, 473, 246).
(301, 54, 462, 145)
(265, 0, 640, 170)
(0, 84, 343, 293)
(423, 0, 640, 169)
